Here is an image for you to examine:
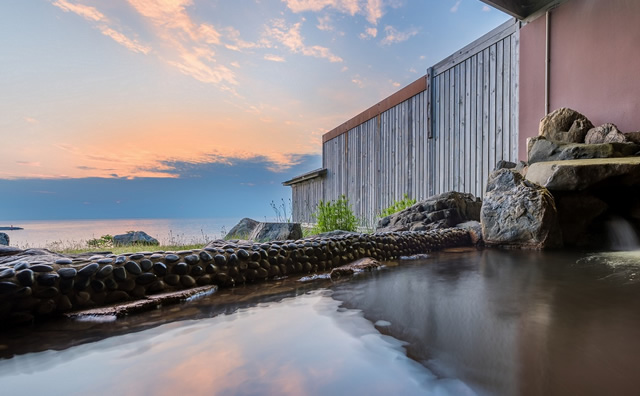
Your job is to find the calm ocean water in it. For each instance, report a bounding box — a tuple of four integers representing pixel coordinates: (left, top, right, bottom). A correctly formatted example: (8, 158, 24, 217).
(0, 218, 241, 249)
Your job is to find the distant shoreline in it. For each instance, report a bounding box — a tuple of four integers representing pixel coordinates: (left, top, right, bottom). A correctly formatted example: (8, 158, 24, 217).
(0, 227, 23, 230)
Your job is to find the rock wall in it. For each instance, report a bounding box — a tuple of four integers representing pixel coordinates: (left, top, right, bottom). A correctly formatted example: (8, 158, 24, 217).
(0, 228, 471, 325)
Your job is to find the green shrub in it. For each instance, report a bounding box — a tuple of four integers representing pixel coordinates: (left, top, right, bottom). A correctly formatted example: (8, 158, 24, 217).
(87, 234, 114, 249)
(379, 194, 417, 217)
(312, 195, 359, 234)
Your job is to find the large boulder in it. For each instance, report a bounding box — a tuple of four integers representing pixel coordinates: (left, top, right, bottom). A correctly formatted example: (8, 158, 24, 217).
(225, 218, 259, 240)
(526, 157, 640, 191)
(113, 231, 159, 246)
(481, 169, 562, 249)
(527, 136, 640, 164)
(249, 222, 302, 242)
(376, 191, 482, 232)
(0, 233, 8, 246)
(539, 108, 594, 143)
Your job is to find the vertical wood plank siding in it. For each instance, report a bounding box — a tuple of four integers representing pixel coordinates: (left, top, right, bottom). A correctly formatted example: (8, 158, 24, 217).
(291, 20, 520, 227)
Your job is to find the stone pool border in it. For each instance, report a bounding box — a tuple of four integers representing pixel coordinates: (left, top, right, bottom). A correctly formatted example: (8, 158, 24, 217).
(0, 228, 471, 325)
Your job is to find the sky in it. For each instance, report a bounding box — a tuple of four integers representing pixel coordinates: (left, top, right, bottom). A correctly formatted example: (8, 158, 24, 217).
(0, 0, 509, 221)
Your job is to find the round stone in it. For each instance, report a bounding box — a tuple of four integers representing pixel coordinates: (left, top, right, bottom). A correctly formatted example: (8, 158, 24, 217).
(57, 267, 77, 280)
(139, 259, 153, 271)
(153, 262, 167, 276)
(214, 254, 227, 265)
(205, 263, 216, 274)
(237, 249, 249, 260)
(97, 265, 113, 278)
(78, 263, 99, 277)
(164, 274, 180, 286)
(113, 267, 127, 281)
(104, 278, 119, 291)
(184, 254, 200, 265)
(16, 269, 35, 286)
(59, 278, 74, 293)
(37, 299, 56, 315)
(97, 258, 113, 265)
(173, 262, 188, 275)
(30, 264, 54, 273)
(136, 273, 158, 285)
(196, 275, 211, 286)
(55, 258, 73, 265)
(37, 273, 59, 286)
(115, 256, 126, 265)
(74, 276, 91, 291)
(147, 280, 165, 293)
(180, 275, 196, 287)
(177, 250, 193, 255)
(190, 266, 204, 276)
(0, 268, 15, 279)
(130, 253, 145, 260)
(124, 261, 142, 275)
(91, 279, 106, 292)
(14, 261, 29, 271)
(165, 254, 180, 263)
(35, 287, 59, 299)
(14, 286, 32, 298)
(150, 253, 164, 260)
(227, 254, 238, 265)
(199, 251, 213, 262)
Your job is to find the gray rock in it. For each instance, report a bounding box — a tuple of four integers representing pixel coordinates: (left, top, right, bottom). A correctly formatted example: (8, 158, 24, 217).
(495, 160, 516, 170)
(225, 218, 259, 240)
(585, 123, 621, 144)
(0, 233, 8, 246)
(539, 108, 594, 143)
(526, 157, 640, 191)
(113, 231, 159, 246)
(456, 221, 483, 245)
(481, 169, 562, 249)
(624, 131, 640, 145)
(528, 137, 640, 164)
(249, 222, 303, 242)
(376, 191, 482, 232)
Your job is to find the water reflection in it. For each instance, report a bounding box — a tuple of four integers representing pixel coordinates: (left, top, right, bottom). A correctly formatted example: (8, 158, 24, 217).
(2, 249, 640, 396)
(332, 249, 640, 396)
(0, 291, 471, 396)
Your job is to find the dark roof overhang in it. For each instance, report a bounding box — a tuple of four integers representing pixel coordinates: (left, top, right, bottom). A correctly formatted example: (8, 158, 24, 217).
(282, 168, 327, 186)
(479, 0, 564, 19)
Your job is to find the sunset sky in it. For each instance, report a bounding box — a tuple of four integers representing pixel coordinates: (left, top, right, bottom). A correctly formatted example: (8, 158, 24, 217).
(0, 0, 508, 220)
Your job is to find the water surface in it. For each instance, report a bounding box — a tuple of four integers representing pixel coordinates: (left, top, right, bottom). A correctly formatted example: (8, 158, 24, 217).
(1, 248, 640, 396)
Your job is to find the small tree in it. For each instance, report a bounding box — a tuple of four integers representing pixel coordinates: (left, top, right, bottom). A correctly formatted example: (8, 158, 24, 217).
(312, 195, 359, 233)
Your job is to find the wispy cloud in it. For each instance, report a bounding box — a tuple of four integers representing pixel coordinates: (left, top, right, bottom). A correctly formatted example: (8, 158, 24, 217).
(264, 19, 342, 62)
(52, 0, 150, 54)
(125, 0, 237, 87)
(380, 25, 418, 45)
(24, 117, 39, 124)
(264, 54, 286, 62)
(359, 26, 377, 39)
(450, 0, 462, 13)
(16, 161, 41, 167)
(283, 0, 388, 25)
(316, 14, 333, 31)
(482, 5, 491, 12)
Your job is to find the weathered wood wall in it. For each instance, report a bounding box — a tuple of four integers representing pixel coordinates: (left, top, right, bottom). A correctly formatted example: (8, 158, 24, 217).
(290, 177, 324, 224)
(290, 20, 520, 227)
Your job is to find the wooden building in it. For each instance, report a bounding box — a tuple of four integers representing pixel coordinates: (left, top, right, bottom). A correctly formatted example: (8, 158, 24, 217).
(284, 0, 640, 227)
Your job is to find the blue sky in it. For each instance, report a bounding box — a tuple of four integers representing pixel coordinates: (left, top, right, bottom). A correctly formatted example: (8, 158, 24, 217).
(0, 0, 508, 221)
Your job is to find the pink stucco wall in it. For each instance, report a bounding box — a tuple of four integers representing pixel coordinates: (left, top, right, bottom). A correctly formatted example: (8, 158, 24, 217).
(518, 0, 640, 160)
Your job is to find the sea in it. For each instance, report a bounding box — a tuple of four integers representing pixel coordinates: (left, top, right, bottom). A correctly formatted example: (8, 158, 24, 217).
(0, 218, 243, 249)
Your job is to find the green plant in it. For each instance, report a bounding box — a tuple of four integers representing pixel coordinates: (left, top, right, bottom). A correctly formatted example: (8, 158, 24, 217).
(86, 234, 114, 249)
(311, 195, 359, 233)
(379, 193, 416, 217)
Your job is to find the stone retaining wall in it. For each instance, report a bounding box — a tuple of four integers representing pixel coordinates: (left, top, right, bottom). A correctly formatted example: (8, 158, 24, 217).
(0, 228, 471, 324)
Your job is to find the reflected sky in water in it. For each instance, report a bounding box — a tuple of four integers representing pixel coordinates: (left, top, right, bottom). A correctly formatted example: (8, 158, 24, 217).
(2, 248, 640, 396)
(0, 290, 472, 396)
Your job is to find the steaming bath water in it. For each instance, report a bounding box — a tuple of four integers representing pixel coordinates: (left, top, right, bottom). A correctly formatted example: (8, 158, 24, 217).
(1, 248, 640, 396)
